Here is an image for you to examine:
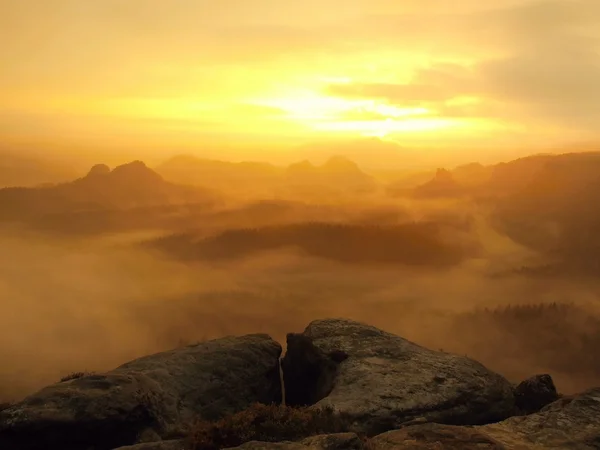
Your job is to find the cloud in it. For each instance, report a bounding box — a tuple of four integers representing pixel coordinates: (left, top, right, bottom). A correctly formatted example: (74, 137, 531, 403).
(2, 0, 600, 148)
(326, 83, 452, 104)
(324, 0, 600, 133)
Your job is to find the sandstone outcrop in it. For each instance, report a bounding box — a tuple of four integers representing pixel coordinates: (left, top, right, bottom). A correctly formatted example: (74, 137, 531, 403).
(0, 334, 282, 450)
(282, 319, 516, 435)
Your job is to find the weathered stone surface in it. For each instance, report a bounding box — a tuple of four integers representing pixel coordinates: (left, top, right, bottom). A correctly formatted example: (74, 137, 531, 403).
(483, 388, 600, 449)
(0, 334, 282, 450)
(115, 440, 189, 450)
(115, 334, 282, 422)
(370, 388, 600, 449)
(114, 440, 187, 450)
(514, 374, 559, 414)
(225, 432, 366, 449)
(369, 423, 506, 449)
(283, 319, 515, 435)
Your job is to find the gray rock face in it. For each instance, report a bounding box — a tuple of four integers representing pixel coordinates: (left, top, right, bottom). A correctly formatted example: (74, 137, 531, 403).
(225, 433, 366, 449)
(0, 334, 282, 450)
(113, 440, 187, 450)
(369, 424, 506, 449)
(283, 319, 515, 435)
(513, 374, 559, 414)
(370, 388, 600, 449)
(483, 387, 600, 448)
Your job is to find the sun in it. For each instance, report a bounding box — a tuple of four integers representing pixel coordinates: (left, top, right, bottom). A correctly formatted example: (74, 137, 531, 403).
(249, 89, 460, 138)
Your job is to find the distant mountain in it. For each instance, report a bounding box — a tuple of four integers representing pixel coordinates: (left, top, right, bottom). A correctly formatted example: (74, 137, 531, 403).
(0, 151, 79, 188)
(0, 161, 218, 222)
(157, 154, 378, 199)
(386, 153, 597, 200)
(490, 152, 600, 274)
(388, 168, 465, 199)
(291, 137, 427, 170)
(412, 169, 465, 199)
(155, 155, 283, 196)
(451, 162, 493, 187)
(285, 155, 378, 195)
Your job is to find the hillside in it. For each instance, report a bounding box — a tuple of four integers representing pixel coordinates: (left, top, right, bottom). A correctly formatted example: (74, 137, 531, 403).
(156, 154, 378, 199)
(0, 161, 219, 224)
(411, 168, 465, 199)
(285, 155, 377, 195)
(146, 221, 479, 266)
(491, 152, 600, 274)
(156, 155, 283, 194)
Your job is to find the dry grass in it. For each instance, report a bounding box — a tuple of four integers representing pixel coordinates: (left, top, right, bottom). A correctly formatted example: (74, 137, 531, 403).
(59, 371, 96, 382)
(188, 403, 354, 450)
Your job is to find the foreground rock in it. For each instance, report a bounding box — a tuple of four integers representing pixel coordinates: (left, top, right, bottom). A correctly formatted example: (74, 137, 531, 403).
(369, 424, 508, 449)
(229, 388, 600, 449)
(0, 335, 282, 450)
(283, 319, 515, 435)
(114, 441, 187, 450)
(226, 433, 365, 449)
(513, 374, 559, 414)
(370, 387, 600, 448)
(481, 387, 600, 448)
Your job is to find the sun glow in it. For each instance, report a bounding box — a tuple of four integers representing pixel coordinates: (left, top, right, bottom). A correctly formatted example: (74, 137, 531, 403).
(315, 117, 464, 138)
(249, 88, 455, 138)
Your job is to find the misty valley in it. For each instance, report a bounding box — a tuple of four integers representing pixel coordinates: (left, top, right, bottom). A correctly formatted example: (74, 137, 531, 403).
(1, 150, 599, 408)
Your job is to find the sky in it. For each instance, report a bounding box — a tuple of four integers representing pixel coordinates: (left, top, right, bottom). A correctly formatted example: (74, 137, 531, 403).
(1, 0, 600, 165)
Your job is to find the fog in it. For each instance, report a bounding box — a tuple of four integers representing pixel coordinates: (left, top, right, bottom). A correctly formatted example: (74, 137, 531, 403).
(1, 211, 599, 401)
(1, 152, 600, 403)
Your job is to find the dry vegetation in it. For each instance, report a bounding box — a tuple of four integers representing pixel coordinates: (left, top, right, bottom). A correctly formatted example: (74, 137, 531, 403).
(188, 403, 356, 450)
(59, 371, 96, 383)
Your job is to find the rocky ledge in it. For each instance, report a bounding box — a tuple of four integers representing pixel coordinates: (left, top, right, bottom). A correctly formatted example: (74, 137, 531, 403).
(1, 318, 597, 450)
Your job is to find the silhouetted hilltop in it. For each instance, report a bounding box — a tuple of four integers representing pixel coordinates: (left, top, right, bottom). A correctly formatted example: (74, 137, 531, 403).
(156, 155, 282, 190)
(286, 160, 318, 176)
(285, 155, 377, 195)
(384, 151, 600, 202)
(491, 152, 600, 273)
(321, 155, 363, 173)
(0, 161, 218, 222)
(412, 168, 465, 198)
(452, 162, 493, 187)
(157, 154, 378, 198)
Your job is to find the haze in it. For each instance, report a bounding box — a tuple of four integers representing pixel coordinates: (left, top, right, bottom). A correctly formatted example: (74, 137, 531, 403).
(1, 0, 600, 408)
(2, 0, 600, 167)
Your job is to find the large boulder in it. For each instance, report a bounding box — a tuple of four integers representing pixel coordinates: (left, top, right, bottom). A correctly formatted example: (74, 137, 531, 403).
(370, 387, 600, 449)
(513, 374, 559, 414)
(0, 334, 282, 450)
(483, 387, 600, 448)
(283, 319, 515, 435)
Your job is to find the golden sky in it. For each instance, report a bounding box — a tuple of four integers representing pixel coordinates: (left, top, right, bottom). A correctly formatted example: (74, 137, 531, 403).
(1, 0, 599, 164)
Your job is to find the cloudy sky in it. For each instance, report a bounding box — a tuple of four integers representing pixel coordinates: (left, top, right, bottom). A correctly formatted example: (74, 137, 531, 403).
(1, 0, 599, 164)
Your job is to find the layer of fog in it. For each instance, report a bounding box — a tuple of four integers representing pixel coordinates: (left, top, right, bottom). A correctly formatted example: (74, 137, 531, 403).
(2, 212, 599, 403)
